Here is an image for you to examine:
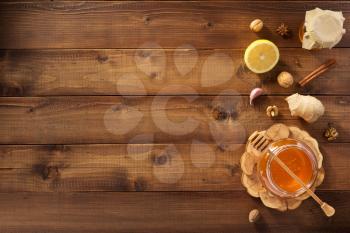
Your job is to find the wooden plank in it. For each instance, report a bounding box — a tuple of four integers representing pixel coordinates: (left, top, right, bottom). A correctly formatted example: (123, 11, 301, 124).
(17, 0, 350, 1)
(0, 191, 349, 233)
(0, 96, 348, 144)
(0, 1, 349, 49)
(7, 0, 346, 1)
(0, 143, 348, 191)
(1, 48, 349, 96)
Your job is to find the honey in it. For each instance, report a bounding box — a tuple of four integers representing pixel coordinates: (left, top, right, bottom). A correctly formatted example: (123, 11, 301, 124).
(258, 138, 318, 198)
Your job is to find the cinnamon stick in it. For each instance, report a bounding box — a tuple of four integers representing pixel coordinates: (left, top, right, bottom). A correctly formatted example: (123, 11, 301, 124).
(299, 59, 336, 86)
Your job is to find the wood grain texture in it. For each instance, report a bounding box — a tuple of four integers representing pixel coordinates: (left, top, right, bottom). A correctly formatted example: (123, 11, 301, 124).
(0, 143, 348, 191)
(0, 1, 349, 49)
(0, 191, 349, 233)
(0, 0, 349, 232)
(0, 96, 348, 144)
(1, 48, 349, 96)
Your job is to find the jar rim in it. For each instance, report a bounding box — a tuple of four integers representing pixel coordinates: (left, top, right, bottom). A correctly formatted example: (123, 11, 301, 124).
(263, 139, 318, 198)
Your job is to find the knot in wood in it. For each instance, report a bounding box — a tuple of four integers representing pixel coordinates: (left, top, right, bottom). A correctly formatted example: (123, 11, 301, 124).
(212, 107, 228, 121)
(226, 164, 239, 176)
(42, 166, 59, 180)
(206, 21, 213, 27)
(96, 54, 109, 63)
(0, 81, 23, 96)
(149, 72, 158, 79)
(144, 16, 150, 25)
(48, 144, 67, 153)
(134, 177, 148, 191)
(137, 50, 151, 58)
(152, 153, 168, 166)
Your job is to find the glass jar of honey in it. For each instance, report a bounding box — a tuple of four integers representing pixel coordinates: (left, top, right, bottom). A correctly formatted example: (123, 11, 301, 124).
(258, 138, 318, 198)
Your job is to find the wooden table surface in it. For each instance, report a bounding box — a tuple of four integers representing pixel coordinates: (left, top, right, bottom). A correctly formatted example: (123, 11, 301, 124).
(0, 1, 350, 232)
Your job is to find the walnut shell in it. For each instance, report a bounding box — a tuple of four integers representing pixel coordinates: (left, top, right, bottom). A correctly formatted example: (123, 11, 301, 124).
(250, 19, 263, 32)
(324, 125, 339, 141)
(266, 105, 279, 117)
(277, 71, 294, 88)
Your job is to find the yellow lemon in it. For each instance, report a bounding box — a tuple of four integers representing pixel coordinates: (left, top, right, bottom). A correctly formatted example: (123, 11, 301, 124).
(244, 39, 279, 74)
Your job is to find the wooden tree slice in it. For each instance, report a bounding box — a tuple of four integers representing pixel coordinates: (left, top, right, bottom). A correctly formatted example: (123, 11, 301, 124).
(240, 152, 257, 176)
(266, 123, 290, 141)
(259, 188, 287, 211)
(240, 124, 325, 211)
(241, 173, 262, 198)
(287, 199, 303, 210)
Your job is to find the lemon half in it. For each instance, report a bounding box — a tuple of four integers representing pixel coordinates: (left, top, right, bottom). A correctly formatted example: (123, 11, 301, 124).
(244, 39, 280, 74)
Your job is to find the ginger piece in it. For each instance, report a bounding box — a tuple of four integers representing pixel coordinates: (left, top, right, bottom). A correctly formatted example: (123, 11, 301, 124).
(286, 93, 325, 123)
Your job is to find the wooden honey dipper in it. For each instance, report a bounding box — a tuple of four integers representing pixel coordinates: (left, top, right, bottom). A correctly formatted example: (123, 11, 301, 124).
(249, 131, 335, 217)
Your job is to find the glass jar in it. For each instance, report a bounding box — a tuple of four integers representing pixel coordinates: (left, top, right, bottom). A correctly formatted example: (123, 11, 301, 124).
(298, 21, 306, 43)
(258, 138, 318, 198)
(299, 21, 320, 50)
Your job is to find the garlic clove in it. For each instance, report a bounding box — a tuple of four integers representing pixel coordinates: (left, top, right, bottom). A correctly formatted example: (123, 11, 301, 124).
(249, 88, 264, 105)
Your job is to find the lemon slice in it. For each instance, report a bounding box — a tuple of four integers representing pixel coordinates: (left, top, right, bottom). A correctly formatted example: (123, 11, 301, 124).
(244, 39, 280, 74)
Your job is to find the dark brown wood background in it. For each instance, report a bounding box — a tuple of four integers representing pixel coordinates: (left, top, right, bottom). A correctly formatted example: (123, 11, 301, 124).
(0, 1, 349, 232)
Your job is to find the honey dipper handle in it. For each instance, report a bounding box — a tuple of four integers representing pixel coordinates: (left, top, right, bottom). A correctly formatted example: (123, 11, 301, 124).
(272, 154, 335, 217)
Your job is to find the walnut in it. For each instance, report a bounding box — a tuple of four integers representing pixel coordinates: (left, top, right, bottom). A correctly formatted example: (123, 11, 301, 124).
(249, 209, 260, 223)
(324, 123, 339, 141)
(266, 105, 279, 117)
(276, 23, 291, 38)
(277, 71, 294, 88)
(250, 19, 263, 32)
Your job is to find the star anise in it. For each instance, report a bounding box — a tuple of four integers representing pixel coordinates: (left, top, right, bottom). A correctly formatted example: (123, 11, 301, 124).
(276, 23, 291, 38)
